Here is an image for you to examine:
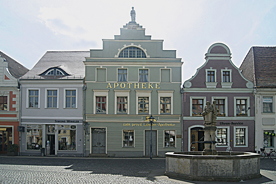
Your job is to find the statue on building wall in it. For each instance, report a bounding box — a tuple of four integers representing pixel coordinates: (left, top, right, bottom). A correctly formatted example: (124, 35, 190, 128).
(130, 7, 136, 22)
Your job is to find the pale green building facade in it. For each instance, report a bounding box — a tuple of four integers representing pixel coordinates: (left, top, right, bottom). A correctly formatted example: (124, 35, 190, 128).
(84, 10, 182, 157)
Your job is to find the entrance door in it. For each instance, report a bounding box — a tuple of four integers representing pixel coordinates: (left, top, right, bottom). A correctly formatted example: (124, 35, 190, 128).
(191, 128, 204, 151)
(47, 135, 55, 155)
(0, 128, 12, 154)
(92, 128, 106, 154)
(145, 130, 157, 157)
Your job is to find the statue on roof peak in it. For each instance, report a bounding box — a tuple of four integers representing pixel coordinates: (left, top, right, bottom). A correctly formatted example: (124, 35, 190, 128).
(130, 7, 136, 22)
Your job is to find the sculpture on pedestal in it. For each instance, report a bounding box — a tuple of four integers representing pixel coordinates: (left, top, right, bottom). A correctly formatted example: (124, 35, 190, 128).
(130, 7, 136, 22)
(202, 101, 218, 154)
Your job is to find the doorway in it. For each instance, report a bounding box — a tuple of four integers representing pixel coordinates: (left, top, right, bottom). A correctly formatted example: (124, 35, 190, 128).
(145, 130, 157, 157)
(0, 127, 12, 154)
(190, 127, 204, 151)
(91, 128, 106, 154)
(47, 135, 55, 155)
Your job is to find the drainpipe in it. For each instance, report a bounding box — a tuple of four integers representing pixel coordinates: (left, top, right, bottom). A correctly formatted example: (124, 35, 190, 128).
(18, 81, 21, 156)
(180, 87, 184, 152)
(82, 82, 87, 157)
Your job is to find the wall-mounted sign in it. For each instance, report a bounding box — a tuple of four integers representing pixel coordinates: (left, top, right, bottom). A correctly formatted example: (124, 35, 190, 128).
(107, 83, 160, 89)
(55, 120, 80, 123)
(123, 123, 175, 127)
(219, 122, 243, 125)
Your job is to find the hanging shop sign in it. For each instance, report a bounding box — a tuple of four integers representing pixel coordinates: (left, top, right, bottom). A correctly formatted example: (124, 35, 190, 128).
(106, 82, 160, 89)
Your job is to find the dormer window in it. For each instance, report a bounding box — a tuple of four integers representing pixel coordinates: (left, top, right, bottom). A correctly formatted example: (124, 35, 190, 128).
(119, 47, 146, 58)
(39, 67, 69, 78)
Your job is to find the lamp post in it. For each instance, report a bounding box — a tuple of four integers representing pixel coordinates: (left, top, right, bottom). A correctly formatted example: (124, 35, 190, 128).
(148, 115, 155, 159)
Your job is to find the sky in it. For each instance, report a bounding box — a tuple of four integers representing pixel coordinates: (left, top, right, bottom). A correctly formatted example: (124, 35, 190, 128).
(1, 0, 276, 82)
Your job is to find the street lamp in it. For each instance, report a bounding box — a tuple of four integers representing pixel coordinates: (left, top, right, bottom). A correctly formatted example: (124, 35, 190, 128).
(148, 115, 155, 159)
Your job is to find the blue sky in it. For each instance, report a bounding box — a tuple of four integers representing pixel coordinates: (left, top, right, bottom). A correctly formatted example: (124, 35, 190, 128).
(1, 0, 276, 82)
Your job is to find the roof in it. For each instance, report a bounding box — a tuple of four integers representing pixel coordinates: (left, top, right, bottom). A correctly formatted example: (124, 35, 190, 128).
(21, 51, 90, 79)
(0, 51, 29, 79)
(240, 47, 276, 88)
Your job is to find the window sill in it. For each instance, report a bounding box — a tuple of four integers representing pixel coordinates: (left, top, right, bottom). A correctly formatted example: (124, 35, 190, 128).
(221, 82, 233, 88)
(205, 82, 217, 88)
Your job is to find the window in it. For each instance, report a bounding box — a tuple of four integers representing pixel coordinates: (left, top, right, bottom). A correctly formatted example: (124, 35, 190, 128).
(29, 90, 39, 108)
(58, 125, 76, 150)
(96, 96, 106, 114)
(0, 96, 7, 110)
(235, 128, 246, 146)
(264, 130, 274, 147)
(65, 90, 76, 108)
(123, 130, 134, 147)
(222, 71, 230, 82)
(39, 67, 69, 77)
(26, 125, 42, 150)
(139, 69, 148, 82)
(207, 71, 215, 82)
(215, 99, 225, 116)
(217, 128, 228, 146)
(160, 97, 171, 114)
(138, 97, 149, 114)
(118, 69, 127, 82)
(119, 47, 146, 58)
(236, 99, 247, 116)
(47, 90, 57, 108)
(192, 99, 204, 116)
(117, 97, 127, 114)
(263, 97, 273, 113)
(164, 130, 175, 147)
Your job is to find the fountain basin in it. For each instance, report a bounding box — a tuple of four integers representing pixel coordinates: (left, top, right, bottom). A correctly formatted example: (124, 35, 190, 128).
(165, 151, 261, 181)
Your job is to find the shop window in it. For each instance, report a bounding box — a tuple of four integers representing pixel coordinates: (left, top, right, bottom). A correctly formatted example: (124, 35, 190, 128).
(0, 96, 7, 110)
(58, 125, 76, 150)
(28, 89, 39, 108)
(235, 127, 246, 146)
(263, 97, 273, 113)
(123, 130, 134, 147)
(164, 130, 175, 147)
(217, 128, 228, 146)
(96, 96, 106, 114)
(215, 99, 225, 116)
(138, 97, 149, 114)
(117, 97, 127, 114)
(139, 69, 148, 82)
(264, 130, 274, 147)
(118, 69, 127, 82)
(236, 99, 247, 116)
(119, 47, 146, 58)
(47, 90, 57, 108)
(65, 90, 76, 108)
(26, 125, 42, 150)
(160, 97, 171, 114)
(192, 99, 204, 116)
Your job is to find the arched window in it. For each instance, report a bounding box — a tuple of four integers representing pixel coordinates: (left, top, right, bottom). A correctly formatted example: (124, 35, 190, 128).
(40, 67, 69, 77)
(119, 47, 146, 58)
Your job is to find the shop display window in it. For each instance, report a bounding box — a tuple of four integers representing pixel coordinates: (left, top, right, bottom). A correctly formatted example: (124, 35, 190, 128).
(123, 130, 134, 147)
(217, 128, 228, 146)
(26, 125, 42, 150)
(58, 125, 76, 150)
(264, 130, 274, 147)
(235, 128, 246, 146)
(164, 130, 175, 147)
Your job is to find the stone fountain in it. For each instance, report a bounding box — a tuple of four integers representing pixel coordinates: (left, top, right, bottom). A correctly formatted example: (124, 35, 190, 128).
(165, 101, 261, 181)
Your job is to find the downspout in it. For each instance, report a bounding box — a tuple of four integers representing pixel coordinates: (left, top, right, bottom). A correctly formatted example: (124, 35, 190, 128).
(82, 81, 87, 157)
(18, 81, 21, 156)
(180, 87, 184, 152)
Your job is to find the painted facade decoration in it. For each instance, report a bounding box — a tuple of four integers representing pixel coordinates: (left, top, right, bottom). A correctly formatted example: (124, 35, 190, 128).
(240, 47, 276, 153)
(0, 51, 28, 154)
(182, 43, 255, 152)
(84, 8, 183, 157)
(19, 51, 89, 156)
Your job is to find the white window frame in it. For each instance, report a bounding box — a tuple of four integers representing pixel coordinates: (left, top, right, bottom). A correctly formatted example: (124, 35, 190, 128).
(205, 68, 217, 82)
(234, 126, 248, 147)
(117, 68, 128, 82)
(216, 126, 230, 147)
(190, 96, 206, 117)
(0, 94, 9, 111)
(234, 97, 250, 117)
(136, 90, 152, 114)
(26, 88, 40, 108)
(114, 90, 130, 114)
(138, 68, 149, 82)
(164, 130, 176, 148)
(211, 96, 228, 117)
(262, 96, 274, 113)
(93, 90, 109, 114)
(45, 88, 59, 109)
(64, 88, 77, 109)
(122, 130, 135, 148)
(158, 91, 174, 115)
